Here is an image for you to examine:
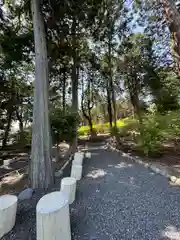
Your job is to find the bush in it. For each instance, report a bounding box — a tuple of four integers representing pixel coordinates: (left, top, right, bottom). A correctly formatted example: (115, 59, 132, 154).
(134, 112, 169, 155)
(51, 108, 79, 144)
(166, 111, 180, 137)
(106, 110, 180, 156)
(78, 125, 90, 136)
(116, 119, 127, 128)
(96, 124, 107, 134)
(115, 118, 138, 138)
(11, 128, 32, 146)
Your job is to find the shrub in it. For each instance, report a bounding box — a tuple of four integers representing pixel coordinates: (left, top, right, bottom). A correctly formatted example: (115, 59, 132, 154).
(11, 128, 32, 146)
(116, 118, 138, 138)
(116, 119, 126, 128)
(96, 124, 106, 134)
(78, 125, 90, 136)
(135, 113, 167, 155)
(166, 111, 180, 137)
(50, 108, 79, 144)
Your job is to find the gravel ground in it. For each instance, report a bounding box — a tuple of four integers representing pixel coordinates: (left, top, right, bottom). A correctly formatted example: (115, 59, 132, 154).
(2, 143, 180, 239)
(71, 145, 180, 240)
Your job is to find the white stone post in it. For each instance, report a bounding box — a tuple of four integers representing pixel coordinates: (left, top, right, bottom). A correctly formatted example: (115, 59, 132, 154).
(73, 152, 84, 165)
(74, 152, 84, 159)
(61, 177, 76, 204)
(36, 191, 71, 240)
(72, 158, 83, 166)
(71, 164, 82, 180)
(85, 152, 91, 158)
(0, 195, 18, 238)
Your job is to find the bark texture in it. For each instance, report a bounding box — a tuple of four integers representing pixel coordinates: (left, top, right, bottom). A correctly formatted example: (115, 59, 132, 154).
(160, 0, 180, 73)
(81, 77, 94, 135)
(106, 83, 113, 128)
(2, 108, 13, 148)
(71, 19, 79, 152)
(30, 0, 53, 189)
(62, 66, 66, 114)
(108, 31, 117, 129)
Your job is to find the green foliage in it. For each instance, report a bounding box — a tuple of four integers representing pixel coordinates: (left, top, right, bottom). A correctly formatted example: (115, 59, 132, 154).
(78, 119, 127, 136)
(136, 114, 165, 155)
(11, 128, 32, 146)
(134, 110, 180, 155)
(147, 68, 180, 112)
(112, 110, 180, 156)
(118, 118, 138, 137)
(164, 111, 180, 137)
(78, 125, 90, 136)
(50, 108, 79, 144)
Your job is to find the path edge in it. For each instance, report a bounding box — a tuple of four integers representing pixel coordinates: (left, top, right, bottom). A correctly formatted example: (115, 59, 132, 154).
(106, 142, 171, 179)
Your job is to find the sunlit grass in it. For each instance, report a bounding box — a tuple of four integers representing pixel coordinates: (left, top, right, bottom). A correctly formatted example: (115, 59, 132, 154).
(78, 118, 128, 136)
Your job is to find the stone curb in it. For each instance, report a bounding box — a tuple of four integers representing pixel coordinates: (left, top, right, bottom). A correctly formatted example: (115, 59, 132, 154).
(106, 143, 171, 179)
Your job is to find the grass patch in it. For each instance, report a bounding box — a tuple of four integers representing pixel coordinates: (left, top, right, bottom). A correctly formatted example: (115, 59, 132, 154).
(78, 118, 128, 136)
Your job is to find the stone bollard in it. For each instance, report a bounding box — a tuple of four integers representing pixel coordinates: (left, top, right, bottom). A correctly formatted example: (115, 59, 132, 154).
(73, 152, 84, 165)
(61, 177, 76, 204)
(36, 191, 71, 240)
(74, 152, 84, 159)
(85, 152, 91, 158)
(72, 158, 83, 166)
(71, 164, 82, 180)
(0, 195, 18, 238)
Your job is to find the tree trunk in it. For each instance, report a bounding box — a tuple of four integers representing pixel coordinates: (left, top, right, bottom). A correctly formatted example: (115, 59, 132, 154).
(108, 37, 117, 129)
(71, 21, 78, 114)
(88, 107, 93, 133)
(160, 0, 180, 73)
(2, 108, 13, 148)
(16, 110, 24, 143)
(106, 82, 113, 128)
(81, 104, 93, 135)
(30, 0, 53, 189)
(81, 76, 94, 136)
(62, 66, 66, 115)
(71, 19, 79, 151)
(127, 74, 142, 123)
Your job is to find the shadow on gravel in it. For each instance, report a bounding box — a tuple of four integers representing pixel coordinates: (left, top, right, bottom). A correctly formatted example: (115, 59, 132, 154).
(71, 146, 180, 240)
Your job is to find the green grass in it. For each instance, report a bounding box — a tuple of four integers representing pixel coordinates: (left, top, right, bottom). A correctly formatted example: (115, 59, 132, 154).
(78, 118, 128, 136)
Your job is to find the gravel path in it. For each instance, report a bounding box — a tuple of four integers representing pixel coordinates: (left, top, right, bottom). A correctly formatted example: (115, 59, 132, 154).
(2, 143, 180, 239)
(71, 144, 180, 240)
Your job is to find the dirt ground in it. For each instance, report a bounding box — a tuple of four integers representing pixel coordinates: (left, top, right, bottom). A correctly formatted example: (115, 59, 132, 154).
(0, 143, 69, 195)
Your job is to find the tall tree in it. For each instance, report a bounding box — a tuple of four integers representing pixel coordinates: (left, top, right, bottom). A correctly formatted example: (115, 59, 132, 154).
(142, 0, 180, 73)
(159, 0, 180, 73)
(30, 0, 53, 189)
